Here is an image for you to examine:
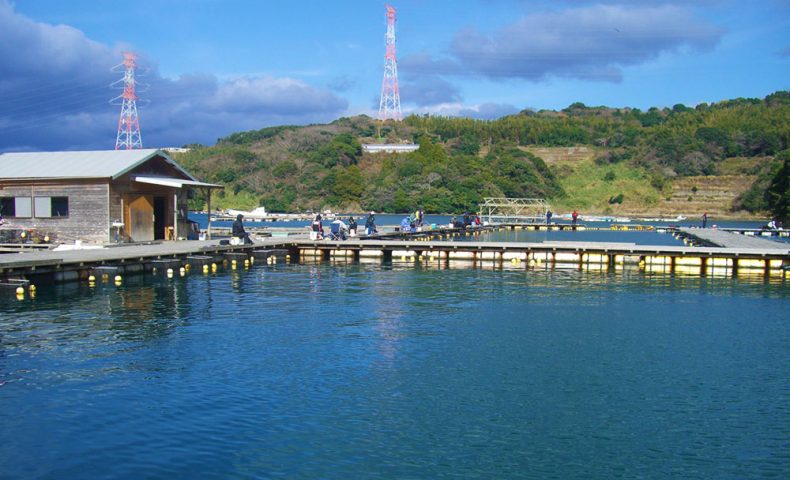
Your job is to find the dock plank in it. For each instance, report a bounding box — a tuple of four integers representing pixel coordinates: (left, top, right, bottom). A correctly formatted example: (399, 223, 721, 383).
(0, 237, 290, 271)
(677, 228, 789, 250)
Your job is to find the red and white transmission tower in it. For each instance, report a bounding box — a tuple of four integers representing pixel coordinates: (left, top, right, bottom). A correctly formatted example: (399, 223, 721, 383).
(378, 4, 402, 121)
(111, 52, 143, 149)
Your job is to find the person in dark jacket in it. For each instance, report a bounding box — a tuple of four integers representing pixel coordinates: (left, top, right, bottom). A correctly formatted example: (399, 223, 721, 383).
(311, 214, 324, 240)
(365, 212, 377, 235)
(232, 214, 252, 244)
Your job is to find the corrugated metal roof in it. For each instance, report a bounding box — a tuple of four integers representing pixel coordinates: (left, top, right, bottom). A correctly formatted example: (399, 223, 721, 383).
(0, 149, 197, 181)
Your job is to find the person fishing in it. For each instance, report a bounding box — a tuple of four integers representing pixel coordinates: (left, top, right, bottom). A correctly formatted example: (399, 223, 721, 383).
(232, 214, 252, 244)
(365, 212, 377, 235)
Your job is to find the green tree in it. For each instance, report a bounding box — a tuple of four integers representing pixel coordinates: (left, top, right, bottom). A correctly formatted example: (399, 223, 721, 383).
(272, 160, 298, 178)
(334, 166, 364, 204)
(767, 151, 790, 223)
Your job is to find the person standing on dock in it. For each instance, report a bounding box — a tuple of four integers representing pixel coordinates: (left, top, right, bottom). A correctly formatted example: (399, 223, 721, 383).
(312, 214, 324, 240)
(348, 217, 357, 237)
(365, 212, 377, 235)
(702, 212, 708, 228)
(572, 210, 578, 225)
(546, 210, 553, 225)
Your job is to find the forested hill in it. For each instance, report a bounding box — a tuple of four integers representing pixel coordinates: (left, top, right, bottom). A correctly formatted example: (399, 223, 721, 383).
(175, 91, 790, 218)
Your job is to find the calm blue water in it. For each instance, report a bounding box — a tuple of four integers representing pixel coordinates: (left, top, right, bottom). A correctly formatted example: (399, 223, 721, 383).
(1, 263, 789, 479)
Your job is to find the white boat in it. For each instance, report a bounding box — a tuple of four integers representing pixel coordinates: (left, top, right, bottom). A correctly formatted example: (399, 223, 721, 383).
(226, 206, 268, 220)
(641, 215, 687, 222)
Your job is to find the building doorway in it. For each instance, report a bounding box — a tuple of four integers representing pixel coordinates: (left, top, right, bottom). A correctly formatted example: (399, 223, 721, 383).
(153, 196, 166, 240)
(125, 195, 154, 242)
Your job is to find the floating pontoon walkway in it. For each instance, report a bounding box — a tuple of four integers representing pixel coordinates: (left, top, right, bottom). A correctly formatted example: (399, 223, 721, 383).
(676, 228, 789, 249)
(0, 238, 290, 285)
(291, 237, 788, 275)
(1, 230, 789, 290)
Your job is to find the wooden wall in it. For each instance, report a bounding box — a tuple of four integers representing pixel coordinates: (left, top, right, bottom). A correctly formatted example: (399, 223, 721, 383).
(0, 154, 201, 244)
(0, 180, 110, 244)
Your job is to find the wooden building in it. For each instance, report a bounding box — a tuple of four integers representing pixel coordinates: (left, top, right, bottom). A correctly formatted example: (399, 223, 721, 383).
(0, 149, 221, 244)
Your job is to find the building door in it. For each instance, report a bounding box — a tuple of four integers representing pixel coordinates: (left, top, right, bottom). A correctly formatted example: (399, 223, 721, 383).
(153, 196, 166, 240)
(126, 195, 154, 242)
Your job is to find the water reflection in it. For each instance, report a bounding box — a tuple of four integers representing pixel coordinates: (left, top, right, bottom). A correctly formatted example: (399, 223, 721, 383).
(0, 262, 788, 479)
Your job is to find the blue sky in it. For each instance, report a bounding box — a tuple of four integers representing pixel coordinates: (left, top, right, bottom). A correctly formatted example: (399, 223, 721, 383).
(1, 0, 788, 151)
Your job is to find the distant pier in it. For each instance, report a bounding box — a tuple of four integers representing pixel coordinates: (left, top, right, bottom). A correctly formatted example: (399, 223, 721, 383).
(676, 227, 790, 249)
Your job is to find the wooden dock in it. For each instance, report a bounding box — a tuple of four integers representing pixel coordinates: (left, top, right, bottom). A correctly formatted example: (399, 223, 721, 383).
(291, 237, 788, 275)
(1, 227, 788, 291)
(0, 238, 291, 286)
(496, 223, 654, 232)
(720, 227, 790, 238)
(676, 228, 789, 249)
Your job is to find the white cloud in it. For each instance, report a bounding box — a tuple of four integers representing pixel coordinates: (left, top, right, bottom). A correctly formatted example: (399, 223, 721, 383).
(399, 76, 463, 107)
(402, 4, 724, 82)
(0, 0, 348, 151)
(405, 102, 519, 120)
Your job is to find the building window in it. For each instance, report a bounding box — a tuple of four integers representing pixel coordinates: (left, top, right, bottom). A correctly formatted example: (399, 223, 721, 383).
(0, 196, 32, 218)
(34, 196, 69, 218)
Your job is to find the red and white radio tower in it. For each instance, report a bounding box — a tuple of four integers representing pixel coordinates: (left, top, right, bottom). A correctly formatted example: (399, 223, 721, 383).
(378, 4, 402, 121)
(111, 52, 143, 149)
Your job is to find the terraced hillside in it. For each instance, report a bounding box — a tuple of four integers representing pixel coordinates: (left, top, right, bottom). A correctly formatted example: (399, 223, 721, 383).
(526, 147, 760, 218)
(523, 146, 595, 166)
(658, 175, 756, 217)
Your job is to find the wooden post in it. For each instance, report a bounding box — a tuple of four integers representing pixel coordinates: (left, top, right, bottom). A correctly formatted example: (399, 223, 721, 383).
(173, 192, 178, 240)
(206, 188, 212, 240)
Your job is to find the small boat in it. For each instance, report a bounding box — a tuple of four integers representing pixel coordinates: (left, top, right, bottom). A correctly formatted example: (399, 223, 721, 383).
(641, 215, 687, 222)
(226, 206, 269, 220)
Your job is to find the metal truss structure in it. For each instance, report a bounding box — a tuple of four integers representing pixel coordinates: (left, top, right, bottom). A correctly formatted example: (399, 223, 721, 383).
(111, 52, 143, 149)
(378, 4, 402, 121)
(479, 197, 551, 224)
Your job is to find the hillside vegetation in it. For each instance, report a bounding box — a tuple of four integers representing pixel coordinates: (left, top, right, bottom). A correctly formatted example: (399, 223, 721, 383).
(175, 91, 790, 217)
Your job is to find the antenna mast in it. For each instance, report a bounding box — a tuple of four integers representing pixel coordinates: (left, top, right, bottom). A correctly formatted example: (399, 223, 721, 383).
(111, 52, 143, 149)
(378, 4, 402, 121)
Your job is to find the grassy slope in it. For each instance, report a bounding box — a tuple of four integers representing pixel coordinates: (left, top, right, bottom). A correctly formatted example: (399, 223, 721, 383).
(526, 147, 760, 218)
(524, 146, 661, 214)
